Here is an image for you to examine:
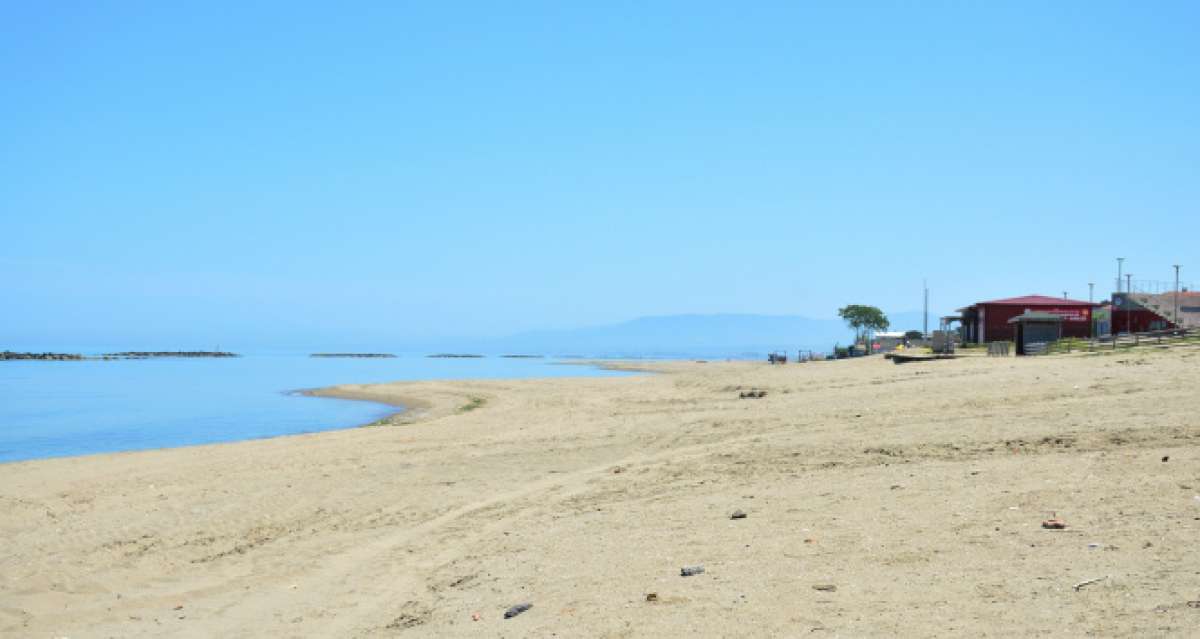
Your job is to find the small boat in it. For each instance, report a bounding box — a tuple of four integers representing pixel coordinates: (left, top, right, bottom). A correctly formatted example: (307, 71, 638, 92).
(885, 352, 956, 364)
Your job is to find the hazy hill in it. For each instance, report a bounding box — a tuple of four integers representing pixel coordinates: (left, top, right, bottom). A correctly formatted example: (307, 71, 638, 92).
(472, 310, 939, 359)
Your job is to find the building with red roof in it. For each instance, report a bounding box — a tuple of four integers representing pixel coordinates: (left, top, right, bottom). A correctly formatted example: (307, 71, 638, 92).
(958, 294, 1098, 343)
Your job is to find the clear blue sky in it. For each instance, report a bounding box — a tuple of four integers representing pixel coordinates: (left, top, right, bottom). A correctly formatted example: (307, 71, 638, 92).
(3, 2, 1197, 349)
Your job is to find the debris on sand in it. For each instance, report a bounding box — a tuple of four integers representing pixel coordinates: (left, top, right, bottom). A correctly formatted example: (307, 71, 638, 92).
(645, 593, 658, 602)
(1072, 576, 1106, 591)
(503, 603, 532, 619)
(1041, 518, 1067, 530)
(681, 565, 705, 577)
(739, 390, 767, 399)
(730, 509, 747, 520)
(812, 584, 837, 592)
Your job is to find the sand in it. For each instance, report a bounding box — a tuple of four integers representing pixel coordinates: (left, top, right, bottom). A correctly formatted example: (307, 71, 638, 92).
(2, 348, 1199, 637)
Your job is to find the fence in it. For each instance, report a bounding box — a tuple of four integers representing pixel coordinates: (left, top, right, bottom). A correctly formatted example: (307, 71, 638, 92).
(1040, 327, 1199, 355)
(979, 327, 1199, 357)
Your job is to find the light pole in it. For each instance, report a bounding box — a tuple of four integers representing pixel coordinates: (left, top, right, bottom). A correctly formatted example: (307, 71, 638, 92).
(923, 279, 929, 338)
(1125, 274, 1133, 334)
(1117, 257, 1124, 293)
(1088, 282, 1094, 303)
(1174, 264, 1181, 327)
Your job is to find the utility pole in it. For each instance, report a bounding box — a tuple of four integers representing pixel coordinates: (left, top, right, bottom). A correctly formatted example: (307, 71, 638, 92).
(1174, 264, 1181, 326)
(1126, 273, 1133, 294)
(1116, 257, 1124, 293)
(923, 279, 929, 338)
(1088, 282, 1096, 340)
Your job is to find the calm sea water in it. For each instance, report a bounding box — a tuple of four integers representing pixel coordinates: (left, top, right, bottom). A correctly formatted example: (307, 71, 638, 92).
(0, 355, 632, 464)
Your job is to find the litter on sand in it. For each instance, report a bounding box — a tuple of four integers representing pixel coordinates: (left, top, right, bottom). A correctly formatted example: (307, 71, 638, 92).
(503, 603, 532, 619)
(1073, 576, 1107, 591)
(1042, 518, 1067, 530)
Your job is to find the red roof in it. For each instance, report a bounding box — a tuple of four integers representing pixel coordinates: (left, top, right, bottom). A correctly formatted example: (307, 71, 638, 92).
(974, 294, 1096, 307)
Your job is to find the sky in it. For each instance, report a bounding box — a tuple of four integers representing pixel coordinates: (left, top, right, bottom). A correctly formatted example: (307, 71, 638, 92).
(2, 1, 1198, 349)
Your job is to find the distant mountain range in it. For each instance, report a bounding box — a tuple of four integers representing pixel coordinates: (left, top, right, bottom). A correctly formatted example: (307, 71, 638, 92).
(460, 310, 940, 359)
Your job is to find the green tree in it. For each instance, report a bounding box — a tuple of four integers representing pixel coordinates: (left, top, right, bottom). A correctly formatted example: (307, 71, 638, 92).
(837, 305, 890, 346)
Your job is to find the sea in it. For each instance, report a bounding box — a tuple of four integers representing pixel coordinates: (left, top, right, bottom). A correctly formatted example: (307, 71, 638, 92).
(0, 354, 634, 464)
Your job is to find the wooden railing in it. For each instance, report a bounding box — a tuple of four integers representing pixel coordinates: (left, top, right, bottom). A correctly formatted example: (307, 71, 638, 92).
(1040, 327, 1199, 354)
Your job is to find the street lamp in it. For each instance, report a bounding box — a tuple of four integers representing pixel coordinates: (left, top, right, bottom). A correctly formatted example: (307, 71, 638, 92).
(1116, 257, 1125, 293)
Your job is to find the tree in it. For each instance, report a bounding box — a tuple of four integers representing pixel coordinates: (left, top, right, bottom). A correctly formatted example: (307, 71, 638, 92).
(904, 330, 924, 341)
(837, 305, 890, 346)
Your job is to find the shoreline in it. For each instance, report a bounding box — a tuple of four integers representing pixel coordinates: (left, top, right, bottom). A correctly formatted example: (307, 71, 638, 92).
(300, 360, 657, 428)
(292, 387, 410, 428)
(0, 391, 408, 468)
(299, 385, 423, 426)
(0, 359, 642, 466)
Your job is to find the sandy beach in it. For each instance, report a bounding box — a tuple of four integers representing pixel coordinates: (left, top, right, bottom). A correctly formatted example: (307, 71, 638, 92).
(2, 349, 1199, 637)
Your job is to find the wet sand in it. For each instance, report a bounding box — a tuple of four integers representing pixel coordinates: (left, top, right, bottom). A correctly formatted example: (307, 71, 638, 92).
(2, 348, 1199, 637)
